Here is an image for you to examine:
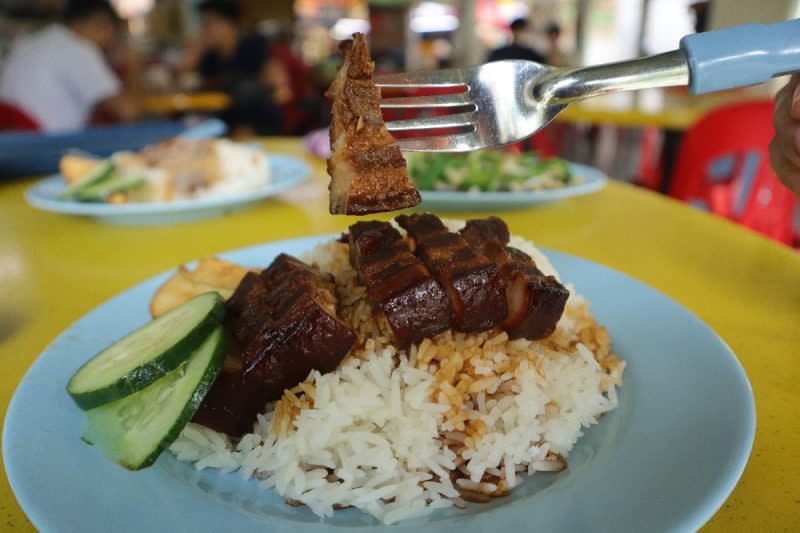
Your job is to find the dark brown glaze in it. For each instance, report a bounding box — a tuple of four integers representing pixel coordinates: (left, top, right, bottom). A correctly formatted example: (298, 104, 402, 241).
(326, 33, 420, 215)
(458, 217, 510, 262)
(348, 220, 452, 347)
(225, 271, 267, 316)
(193, 254, 355, 436)
(459, 218, 569, 340)
(396, 214, 507, 333)
(242, 297, 355, 394)
(501, 252, 569, 340)
(190, 342, 262, 436)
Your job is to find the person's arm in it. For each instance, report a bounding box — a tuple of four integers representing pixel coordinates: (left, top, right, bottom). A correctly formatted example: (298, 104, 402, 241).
(769, 74, 800, 194)
(97, 39, 140, 122)
(121, 39, 141, 97)
(96, 92, 138, 123)
(72, 45, 138, 124)
(178, 37, 205, 75)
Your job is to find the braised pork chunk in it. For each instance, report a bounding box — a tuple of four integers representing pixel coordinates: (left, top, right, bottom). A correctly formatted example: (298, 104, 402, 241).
(326, 33, 420, 215)
(193, 254, 355, 435)
(460, 218, 569, 340)
(396, 214, 507, 333)
(348, 220, 452, 347)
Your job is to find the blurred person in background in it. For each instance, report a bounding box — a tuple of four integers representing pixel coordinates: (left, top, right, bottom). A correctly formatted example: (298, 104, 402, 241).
(0, 0, 138, 132)
(689, 1, 710, 34)
(544, 22, 573, 67)
(180, 0, 289, 136)
(487, 18, 544, 64)
(269, 27, 319, 135)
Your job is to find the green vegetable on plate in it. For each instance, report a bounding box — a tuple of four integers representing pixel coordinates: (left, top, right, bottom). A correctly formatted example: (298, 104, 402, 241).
(406, 150, 576, 192)
(67, 291, 226, 410)
(82, 325, 229, 470)
(60, 158, 146, 202)
(59, 159, 115, 200)
(73, 173, 146, 202)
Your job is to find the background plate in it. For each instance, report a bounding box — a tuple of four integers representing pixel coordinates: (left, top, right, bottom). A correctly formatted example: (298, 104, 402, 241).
(25, 153, 309, 225)
(3, 236, 754, 532)
(417, 162, 607, 211)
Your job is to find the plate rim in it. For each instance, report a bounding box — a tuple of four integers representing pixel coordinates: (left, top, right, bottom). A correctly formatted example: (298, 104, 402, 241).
(2, 235, 755, 532)
(24, 153, 310, 216)
(418, 161, 607, 204)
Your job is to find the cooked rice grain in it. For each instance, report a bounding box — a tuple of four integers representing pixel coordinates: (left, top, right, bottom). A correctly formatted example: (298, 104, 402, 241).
(170, 222, 625, 524)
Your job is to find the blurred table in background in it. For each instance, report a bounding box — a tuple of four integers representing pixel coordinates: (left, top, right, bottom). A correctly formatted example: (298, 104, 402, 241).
(555, 87, 767, 129)
(139, 91, 230, 115)
(1, 138, 799, 531)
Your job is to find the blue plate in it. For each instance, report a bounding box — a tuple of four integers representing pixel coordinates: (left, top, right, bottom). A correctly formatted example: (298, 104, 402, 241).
(3, 237, 755, 532)
(418, 162, 607, 211)
(24, 153, 309, 226)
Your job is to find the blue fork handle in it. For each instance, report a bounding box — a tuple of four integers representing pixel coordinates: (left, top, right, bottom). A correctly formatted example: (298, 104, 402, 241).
(681, 18, 800, 95)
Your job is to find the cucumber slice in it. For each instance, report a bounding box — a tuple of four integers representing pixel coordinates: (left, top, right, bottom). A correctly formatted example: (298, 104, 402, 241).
(59, 159, 114, 200)
(82, 326, 228, 470)
(67, 292, 225, 410)
(74, 173, 146, 202)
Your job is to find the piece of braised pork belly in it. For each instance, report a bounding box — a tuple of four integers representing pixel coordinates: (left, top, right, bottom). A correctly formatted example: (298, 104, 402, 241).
(459, 217, 569, 340)
(348, 220, 452, 347)
(325, 32, 421, 215)
(192, 254, 355, 436)
(395, 213, 507, 333)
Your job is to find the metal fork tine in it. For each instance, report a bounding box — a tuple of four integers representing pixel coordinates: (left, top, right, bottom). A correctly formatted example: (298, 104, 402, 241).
(374, 69, 469, 88)
(377, 60, 559, 151)
(397, 131, 484, 152)
(384, 111, 476, 132)
(379, 93, 473, 109)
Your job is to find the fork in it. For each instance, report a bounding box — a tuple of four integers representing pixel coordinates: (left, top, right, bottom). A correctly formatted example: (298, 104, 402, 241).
(376, 19, 800, 152)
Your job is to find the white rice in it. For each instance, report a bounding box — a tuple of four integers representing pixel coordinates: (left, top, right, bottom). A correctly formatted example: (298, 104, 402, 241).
(203, 140, 271, 197)
(169, 224, 624, 524)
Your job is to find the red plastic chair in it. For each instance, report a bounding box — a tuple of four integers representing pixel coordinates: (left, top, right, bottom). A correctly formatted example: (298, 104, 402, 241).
(633, 126, 663, 190)
(669, 100, 798, 245)
(0, 101, 40, 131)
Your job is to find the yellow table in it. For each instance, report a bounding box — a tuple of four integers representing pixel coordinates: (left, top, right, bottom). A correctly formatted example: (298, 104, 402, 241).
(1, 138, 799, 530)
(556, 88, 768, 129)
(139, 91, 230, 114)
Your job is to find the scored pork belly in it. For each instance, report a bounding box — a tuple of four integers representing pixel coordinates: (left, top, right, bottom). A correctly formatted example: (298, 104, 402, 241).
(325, 32, 421, 215)
(225, 271, 266, 316)
(189, 341, 259, 436)
(226, 272, 273, 345)
(396, 214, 507, 333)
(348, 220, 452, 347)
(241, 254, 346, 375)
(192, 254, 355, 436)
(459, 218, 569, 340)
